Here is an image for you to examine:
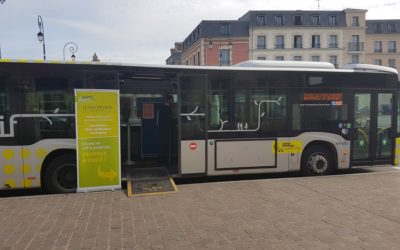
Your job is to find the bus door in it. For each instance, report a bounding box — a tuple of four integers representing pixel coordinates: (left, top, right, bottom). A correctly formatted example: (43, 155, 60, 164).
(136, 97, 164, 157)
(178, 74, 207, 175)
(351, 92, 394, 165)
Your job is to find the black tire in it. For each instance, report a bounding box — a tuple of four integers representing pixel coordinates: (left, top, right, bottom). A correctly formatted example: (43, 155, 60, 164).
(44, 154, 77, 193)
(301, 145, 334, 176)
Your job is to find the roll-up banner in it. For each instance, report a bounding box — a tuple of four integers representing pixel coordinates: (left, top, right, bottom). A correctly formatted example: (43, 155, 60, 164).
(75, 89, 121, 192)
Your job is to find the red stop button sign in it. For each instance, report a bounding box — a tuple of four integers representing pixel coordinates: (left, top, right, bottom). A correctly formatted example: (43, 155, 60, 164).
(189, 142, 197, 150)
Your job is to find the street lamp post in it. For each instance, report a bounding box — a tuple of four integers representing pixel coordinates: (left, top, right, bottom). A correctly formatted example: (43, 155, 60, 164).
(63, 42, 78, 61)
(37, 15, 46, 60)
(1, 1, 5, 58)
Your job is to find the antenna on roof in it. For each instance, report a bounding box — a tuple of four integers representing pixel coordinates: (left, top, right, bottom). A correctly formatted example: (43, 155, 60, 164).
(316, 0, 321, 11)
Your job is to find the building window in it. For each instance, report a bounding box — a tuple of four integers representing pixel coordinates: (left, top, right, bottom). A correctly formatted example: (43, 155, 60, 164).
(312, 35, 320, 48)
(220, 24, 231, 36)
(352, 16, 360, 27)
(257, 15, 266, 26)
(197, 51, 200, 65)
(329, 55, 338, 67)
(293, 56, 302, 61)
(275, 15, 284, 25)
(388, 23, 397, 33)
(257, 36, 266, 49)
(257, 57, 266, 60)
(311, 15, 320, 25)
(329, 15, 338, 26)
(374, 59, 382, 65)
(349, 35, 362, 51)
(275, 35, 284, 49)
(352, 55, 359, 64)
(374, 23, 382, 33)
(311, 56, 320, 62)
(294, 15, 303, 25)
(275, 56, 284, 61)
(294, 35, 302, 48)
(388, 41, 397, 53)
(220, 49, 230, 65)
(329, 35, 338, 48)
(374, 41, 382, 53)
(389, 59, 396, 68)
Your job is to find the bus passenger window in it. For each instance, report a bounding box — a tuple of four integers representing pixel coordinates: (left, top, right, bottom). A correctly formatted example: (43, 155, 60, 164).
(22, 78, 76, 141)
(209, 89, 229, 130)
(86, 72, 117, 89)
(252, 92, 287, 134)
(295, 92, 348, 132)
(0, 78, 8, 113)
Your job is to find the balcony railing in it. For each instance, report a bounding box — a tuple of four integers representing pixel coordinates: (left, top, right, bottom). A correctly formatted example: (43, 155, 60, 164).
(312, 43, 321, 48)
(388, 48, 397, 53)
(275, 44, 285, 49)
(348, 42, 364, 52)
(329, 43, 338, 48)
(294, 43, 303, 49)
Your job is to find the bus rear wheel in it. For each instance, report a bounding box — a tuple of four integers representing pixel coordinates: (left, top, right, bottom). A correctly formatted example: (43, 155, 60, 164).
(44, 154, 77, 193)
(301, 145, 333, 176)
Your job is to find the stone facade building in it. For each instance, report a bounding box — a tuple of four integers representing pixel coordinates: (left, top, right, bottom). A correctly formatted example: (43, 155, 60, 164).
(167, 9, 400, 72)
(365, 20, 400, 70)
(239, 9, 367, 68)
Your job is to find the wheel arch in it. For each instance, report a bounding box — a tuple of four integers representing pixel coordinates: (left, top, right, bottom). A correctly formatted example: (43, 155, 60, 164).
(40, 149, 76, 190)
(301, 140, 338, 170)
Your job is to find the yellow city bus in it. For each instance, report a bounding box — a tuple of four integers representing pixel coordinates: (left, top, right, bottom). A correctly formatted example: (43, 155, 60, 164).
(0, 59, 399, 193)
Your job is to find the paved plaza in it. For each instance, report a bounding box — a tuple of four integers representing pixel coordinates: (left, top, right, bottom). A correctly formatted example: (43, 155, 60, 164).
(1, 168, 400, 249)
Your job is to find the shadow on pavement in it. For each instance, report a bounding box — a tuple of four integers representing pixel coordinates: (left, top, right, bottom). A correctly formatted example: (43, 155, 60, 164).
(0, 166, 396, 197)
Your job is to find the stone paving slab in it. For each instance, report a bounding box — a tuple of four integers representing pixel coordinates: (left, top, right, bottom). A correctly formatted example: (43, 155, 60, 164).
(0, 168, 400, 249)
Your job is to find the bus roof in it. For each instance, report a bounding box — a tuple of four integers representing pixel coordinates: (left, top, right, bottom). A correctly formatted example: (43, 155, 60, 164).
(0, 59, 398, 77)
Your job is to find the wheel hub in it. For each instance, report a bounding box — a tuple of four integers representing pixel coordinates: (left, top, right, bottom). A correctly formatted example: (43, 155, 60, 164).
(307, 153, 328, 174)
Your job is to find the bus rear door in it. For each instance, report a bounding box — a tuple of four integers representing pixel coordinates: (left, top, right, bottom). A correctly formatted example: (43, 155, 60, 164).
(178, 74, 207, 175)
(352, 92, 394, 165)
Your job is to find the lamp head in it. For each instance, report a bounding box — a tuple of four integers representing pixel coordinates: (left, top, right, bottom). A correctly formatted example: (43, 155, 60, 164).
(37, 31, 44, 42)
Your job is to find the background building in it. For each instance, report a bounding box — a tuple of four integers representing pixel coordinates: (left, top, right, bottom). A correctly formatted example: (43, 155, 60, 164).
(365, 20, 400, 71)
(166, 42, 183, 65)
(171, 21, 249, 66)
(240, 9, 366, 68)
(168, 9, 400, 72)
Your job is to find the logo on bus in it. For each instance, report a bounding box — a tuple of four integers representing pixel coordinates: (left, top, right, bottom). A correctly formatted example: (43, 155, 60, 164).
(189, 142, 197, 150)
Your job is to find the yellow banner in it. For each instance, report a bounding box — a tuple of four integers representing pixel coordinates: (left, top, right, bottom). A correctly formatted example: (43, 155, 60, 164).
(75, 90, 121, 192)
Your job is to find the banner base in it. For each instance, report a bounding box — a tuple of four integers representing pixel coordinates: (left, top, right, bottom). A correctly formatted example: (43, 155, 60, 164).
(77, 185, 121, 193)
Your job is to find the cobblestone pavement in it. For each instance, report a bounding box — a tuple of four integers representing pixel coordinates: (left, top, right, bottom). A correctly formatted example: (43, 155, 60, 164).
(1, 168, 400, 250)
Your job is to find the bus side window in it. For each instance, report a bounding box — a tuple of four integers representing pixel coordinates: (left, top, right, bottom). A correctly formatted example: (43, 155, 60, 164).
(86, 72, 117, 89)
(21, 77, 76, 142)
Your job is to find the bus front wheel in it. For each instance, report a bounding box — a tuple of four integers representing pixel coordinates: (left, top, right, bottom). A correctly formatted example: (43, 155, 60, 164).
(301, 145, 333, 176)
(44, 154, 77, 193)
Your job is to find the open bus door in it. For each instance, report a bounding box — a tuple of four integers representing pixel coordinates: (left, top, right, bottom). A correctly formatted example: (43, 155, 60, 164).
(178, 74, 207, 175)
(351, 92, 394, 166)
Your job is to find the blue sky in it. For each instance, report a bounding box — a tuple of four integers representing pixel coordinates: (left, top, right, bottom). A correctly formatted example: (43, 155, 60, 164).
(0, 0, 399, 64)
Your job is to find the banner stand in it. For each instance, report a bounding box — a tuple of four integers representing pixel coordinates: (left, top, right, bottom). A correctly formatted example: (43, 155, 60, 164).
(74, 89, 121, 193)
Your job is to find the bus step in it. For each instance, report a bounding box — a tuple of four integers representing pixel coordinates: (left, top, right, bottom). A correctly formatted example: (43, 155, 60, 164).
(126, 167, 178, 197)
